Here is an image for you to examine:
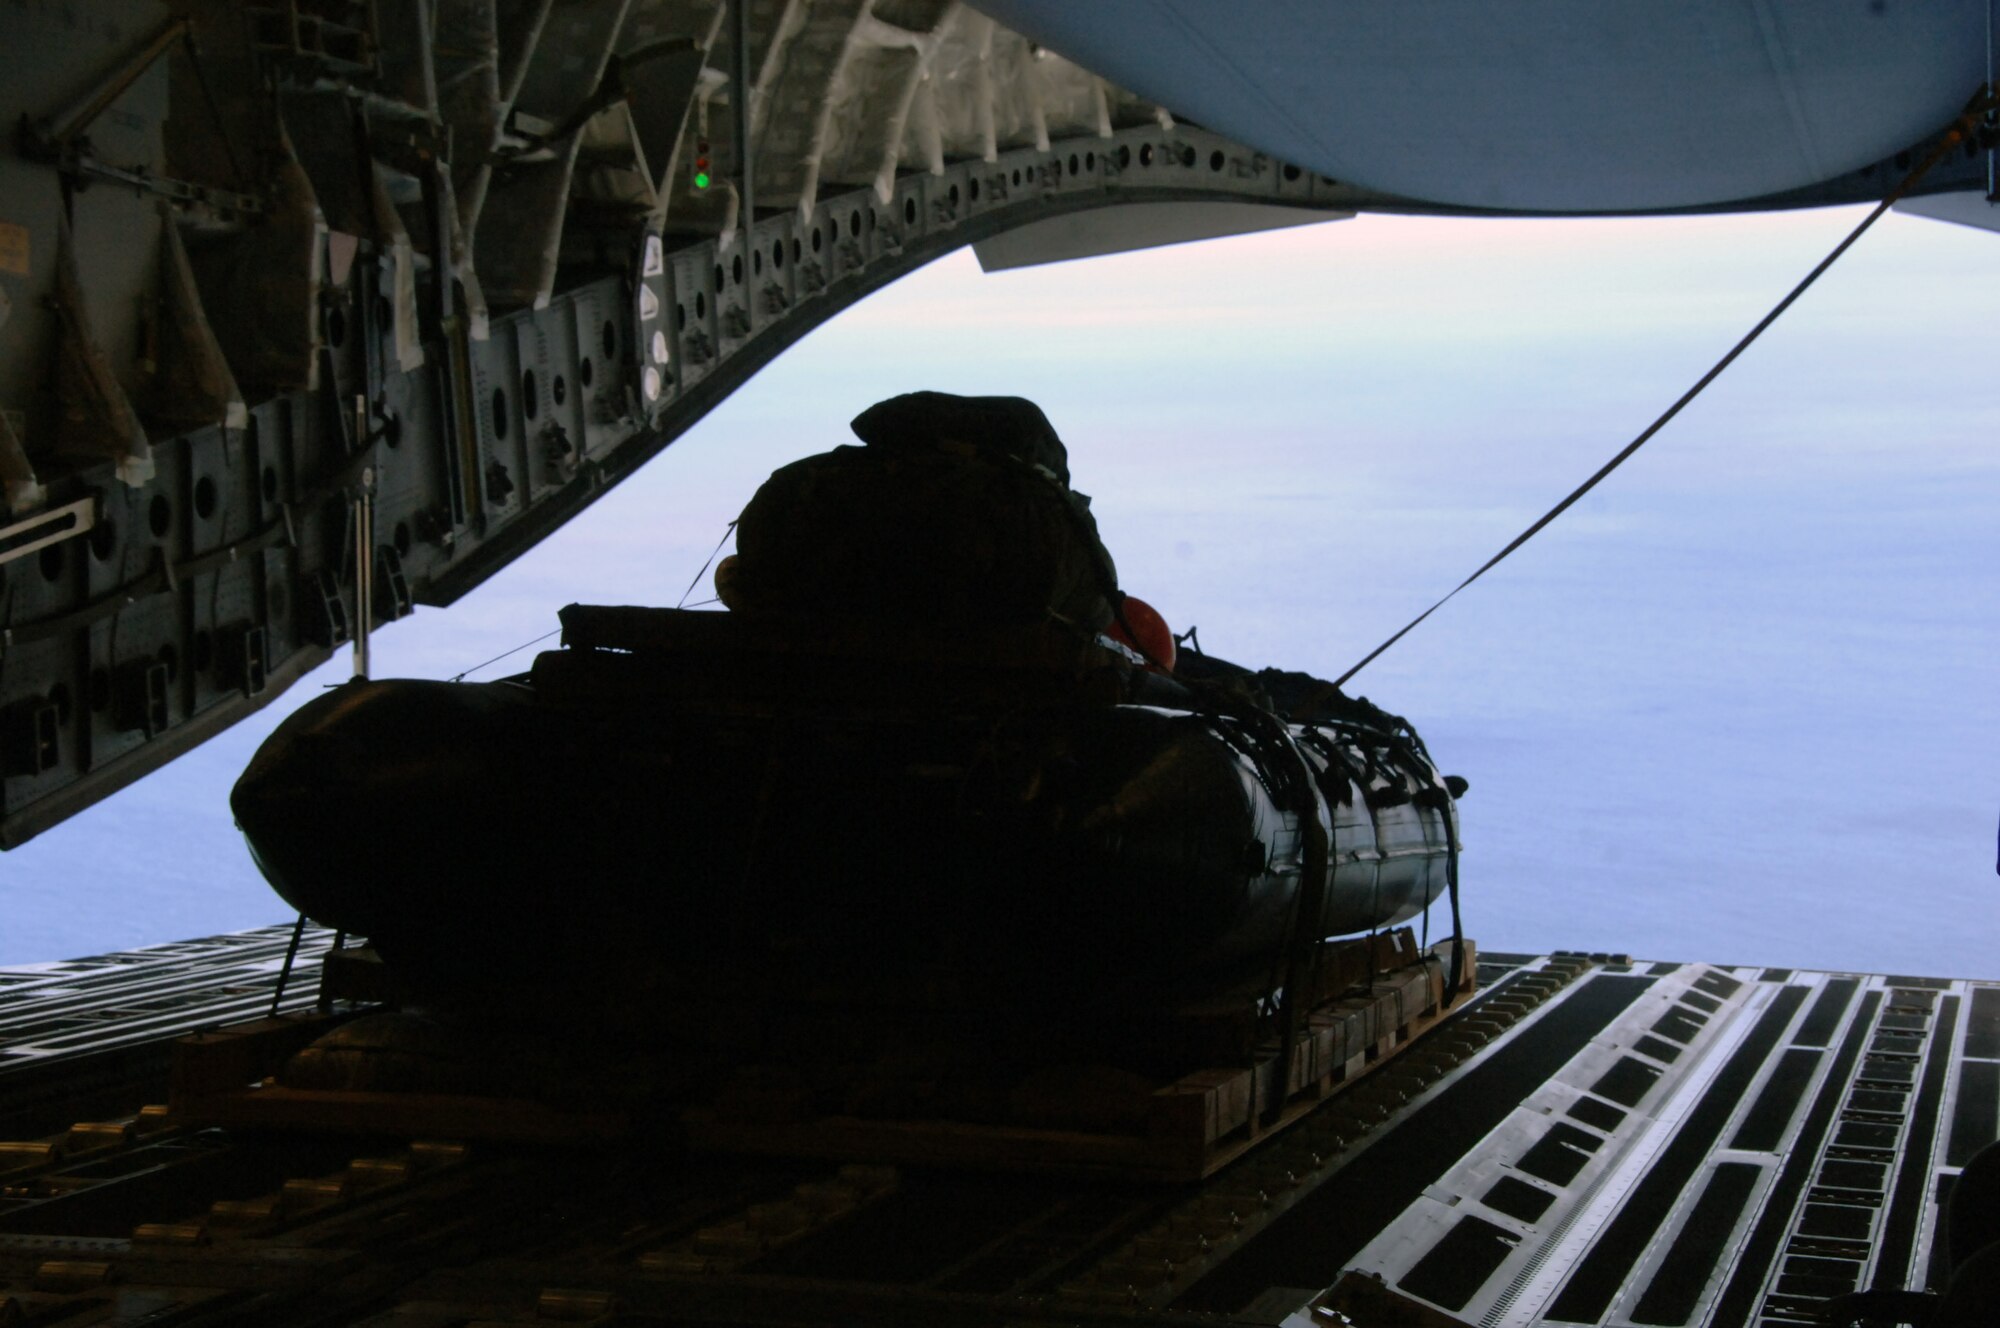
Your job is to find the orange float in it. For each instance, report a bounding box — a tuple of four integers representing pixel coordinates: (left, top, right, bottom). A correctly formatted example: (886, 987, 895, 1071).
(1108, 594, 1175, 672)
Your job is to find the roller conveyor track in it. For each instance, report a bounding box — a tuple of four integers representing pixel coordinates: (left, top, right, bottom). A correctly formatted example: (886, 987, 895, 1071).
(2, 934, 1996, 1326)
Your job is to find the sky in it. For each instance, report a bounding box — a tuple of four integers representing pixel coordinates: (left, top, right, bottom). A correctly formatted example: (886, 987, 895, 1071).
(4, 202, 1997, 977)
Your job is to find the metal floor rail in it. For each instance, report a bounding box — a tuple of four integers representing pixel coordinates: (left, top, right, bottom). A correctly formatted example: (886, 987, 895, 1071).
(0, 942, 1995, 1326)
(0, 926, 334, 1073)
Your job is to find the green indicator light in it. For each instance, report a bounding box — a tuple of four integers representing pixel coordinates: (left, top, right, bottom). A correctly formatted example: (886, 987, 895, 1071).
(693, 171, 710, 189)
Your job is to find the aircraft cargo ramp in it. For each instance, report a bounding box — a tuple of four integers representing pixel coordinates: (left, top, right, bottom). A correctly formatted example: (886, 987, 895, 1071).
(0, 934, 1992, 1327)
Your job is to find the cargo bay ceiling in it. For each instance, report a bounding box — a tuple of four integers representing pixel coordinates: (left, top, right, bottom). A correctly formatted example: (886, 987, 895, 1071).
(0, 0, 1989, 847)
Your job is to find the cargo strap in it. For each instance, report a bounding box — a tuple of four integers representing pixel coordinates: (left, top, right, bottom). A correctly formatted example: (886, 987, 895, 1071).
(1444, 818, 1465, 1005)
(1334, 85, 1998, 690)
(1262, 715, 1333, 1126)
(270, 913, 308, 1016)
(676, 518, 737, 608)
(447, 627, 562, 682)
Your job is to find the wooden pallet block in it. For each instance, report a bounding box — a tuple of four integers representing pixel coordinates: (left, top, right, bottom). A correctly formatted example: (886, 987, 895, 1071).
(169, 1012, 350, 1104)
(316, 943, 403, 1005)
(1150, 944, 1475, 1178)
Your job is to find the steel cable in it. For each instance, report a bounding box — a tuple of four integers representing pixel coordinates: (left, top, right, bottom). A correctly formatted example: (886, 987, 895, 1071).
(1335, 87, 1997, 689)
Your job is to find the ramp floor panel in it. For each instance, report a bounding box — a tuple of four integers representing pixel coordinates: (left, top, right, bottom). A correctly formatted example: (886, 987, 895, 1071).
(0, 936, 1991, 1326)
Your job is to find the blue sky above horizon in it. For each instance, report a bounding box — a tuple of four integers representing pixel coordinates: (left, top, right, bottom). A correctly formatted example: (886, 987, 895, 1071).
(5, 204, 1996, 976)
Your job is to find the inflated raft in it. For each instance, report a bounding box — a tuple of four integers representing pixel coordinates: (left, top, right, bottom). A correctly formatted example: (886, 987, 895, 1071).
(233, 605, 1462, 1004)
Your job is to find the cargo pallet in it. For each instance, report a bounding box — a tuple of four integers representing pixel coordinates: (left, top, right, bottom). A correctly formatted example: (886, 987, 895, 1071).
(684, 933, 1476, 1181)
(163, 930, 1473, 1180)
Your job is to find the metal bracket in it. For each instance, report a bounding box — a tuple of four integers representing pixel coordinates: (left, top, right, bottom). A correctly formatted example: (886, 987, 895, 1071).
(111, 659, 170, 738)
(374, 546, 413, 621)
(0, 497, 96, 570)
(219, 623, 270, 698)
(1, 700, 60, 776)
(308, 569, 351, 649)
